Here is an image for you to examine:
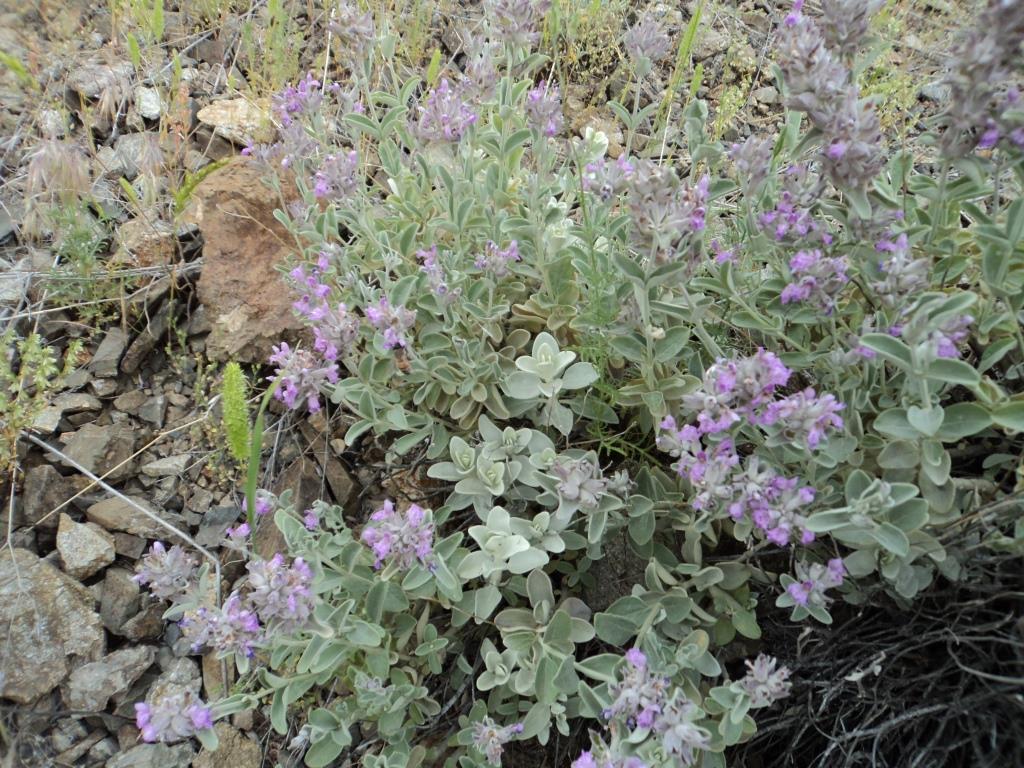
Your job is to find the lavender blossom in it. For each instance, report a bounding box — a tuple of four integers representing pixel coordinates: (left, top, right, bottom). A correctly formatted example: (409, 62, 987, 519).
(135, 691, 213, 743)
(416, 78, 478, 142)
(758, 164, 830, 244)
(290, 260, 361, 362)
(654, 692, 711, 766)
(776, 11, 850, 127)
(303, 509, 320, 530)
(327, 1, 376, 63)
(462, 35, 502, 100)
(680, 349, 792, 434)
(475, 240, 522, 277)
(820, 0, 886, 58)
(551, 457, 608, 511)
(821, 92, 884, 190)
(313, 150, 360, 201)
(472, 718, 524, 766)
(365, 296, 417, 349)
(929, 314, 974, 359)
(269, 343, 340, 412)
(626, 162, 709, 258)
(760, 387, 845, 449)
(245, 554, 316, 634)
(605, 647, 672, 730)
(484, 0, 551, 47)
(273, 72, 323, 127)
(787, 557, 845, 608)
(623, 13, 673, 71)
(361, 500, 435, 570)
(729, 135, 774, 197)
(780, 249, 850, 313)
(727, 457, 817, 546)
(418, 246, 459, 301)
(255, 490, 275, 517)
(872, 233, 930, 306)
(525, 81, 564, 137)
(133, 542, 197, 602)
(738, 654, 792, 707)
(582, 155, 635, 202)
(180, 592, 262, 657)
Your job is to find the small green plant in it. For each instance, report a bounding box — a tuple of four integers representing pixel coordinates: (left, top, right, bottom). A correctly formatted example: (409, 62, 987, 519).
(1, 331, 82, 473)
(220, 362, 252, 464)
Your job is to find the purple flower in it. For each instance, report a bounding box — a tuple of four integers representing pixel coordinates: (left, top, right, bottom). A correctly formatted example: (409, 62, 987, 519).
(133, 542, 197, 602)
(303, 509, 320, 530)
(273, 72, 323, 126)
(760, 387, 845, 448)
(930, 314, 973, 359)
(727, 457, 817, 546)
(361, 500, 436, 570)
(780, 249, 850, 313)
(485, 0, 551, 47)
(313, 150, 360, 201)
(525, 81, 564, 137)
(289, 260, 361, 362)
(418, 246, 459, 300)
(135, 691, 213, 743)
(872, 232, 930, 306)
(226, 522, 250, 539)
(571, 753, 598, 768)
(269, 343, 339, 413)
(416, 78, 478, 142)
(681, 349, 792, 433)
(245, 554, 316, 634)
(784, 0, 805, 26)
(475, 240, 522, 277)
(623, 13, 673, 69)
(365, 296, 417, 350)
(788, 557, 845, 607)
(180, 592, 262, 658)
(605, 649, 671, 731)
(729, 135, 774, 196)
(254, 491, 274, 517)
(739, 654, 792, 707)
(327, 2, 376, 63)
(625, 647, 647, 669)
(472, 717, 524, 766)
(582, 155, 635, 202)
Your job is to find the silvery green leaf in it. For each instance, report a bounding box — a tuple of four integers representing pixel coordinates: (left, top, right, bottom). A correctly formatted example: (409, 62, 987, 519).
(508, 547, 549, 574)
(935, 402, 992, 441)
(906, 404, 943, 437)
(503, 370, 541, 399)
(560, 362, 598, 389)
(871, 523, 910, 557)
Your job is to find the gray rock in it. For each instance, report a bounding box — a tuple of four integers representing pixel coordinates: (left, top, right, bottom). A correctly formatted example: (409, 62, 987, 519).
(114, 389, 148, 413)
(62, 645, 155, 711)
(90, 328, 129, 377)
(0, 549, 105, 704)
(694, 26, 730, 60)
(101, 567, 141, 633)
(113, 531, 147, 559)
(31, 392, 102, 434)
(752, 86, 779, 105)
(138, 395, 167, 427)
(51, 718, 89, 752)
(115, 219, 177, 271)
(149, 657, 201, 705)
(67, 61, 132, 100)
(134, 86, 162, 120)
(95, 145, 132, 179)
(196, 505, 242, 547)
(60, 422, 136, 481)
(105, 742, 195, 768)
(141, 454, 189, 478)
(88, 737, 120, 763)
(57, 512, 116, 579)
(114, 133, 159, 181)
(22, 464, 82, 529)
(193, 724, 261, 768)
(90, 377, 120, 397)
(122, 602, 165, 641)
(86, 495, 186, 539)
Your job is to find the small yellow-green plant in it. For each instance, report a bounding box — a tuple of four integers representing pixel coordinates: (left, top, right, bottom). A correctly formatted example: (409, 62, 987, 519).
(0, 331, 82, 473)
(220, 362, 252, 464)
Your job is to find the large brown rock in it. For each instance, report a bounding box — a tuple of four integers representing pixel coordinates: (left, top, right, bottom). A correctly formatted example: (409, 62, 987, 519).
(187, 159, 305, 362)
(0, 549, 105, 704)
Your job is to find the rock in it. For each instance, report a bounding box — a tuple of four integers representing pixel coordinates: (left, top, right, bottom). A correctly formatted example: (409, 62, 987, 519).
(752, 86, 779, 105)
(62, 646, 155, 711)
(88, 737, 120, 764)
(60, 422, 136, 481)
(195, 98, 271, 145)
(115, 218, 177, 268)
(114, 389, 148, 413)
(54, 729, 106, 766)
(193, 724, 260, 768)
(138, 395, 167, 427)
(196, 505, 242, 547)
(694, 26, 730, 60)
(91, 377, 120, 397)
(32, 392, 103, 434)
(57, 513, 116, 579)
(121, 603, 165, 641)
(89, 328, 129, 377)
(22, 464, 82, 530)
(141, 454, 189, 477)
(134, 86, 162, 120)
(66, 60, 132, 100)
(122, 303, 175, 374)
(188, 159, 307, 362)
(105, 742, 194, 768)
(101, 567, 141, 633)
(86, 495, 186, 539)
(201, 651, 234, 700)
(51, 718, 89, 752)
(114, 133, 161, 181)
(324, 456, 356, 507)
(114, 531, 147, 559)
(95, 145, 131, 179)
(0, 549, 105, 704)
(149, 657, 201, 703)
